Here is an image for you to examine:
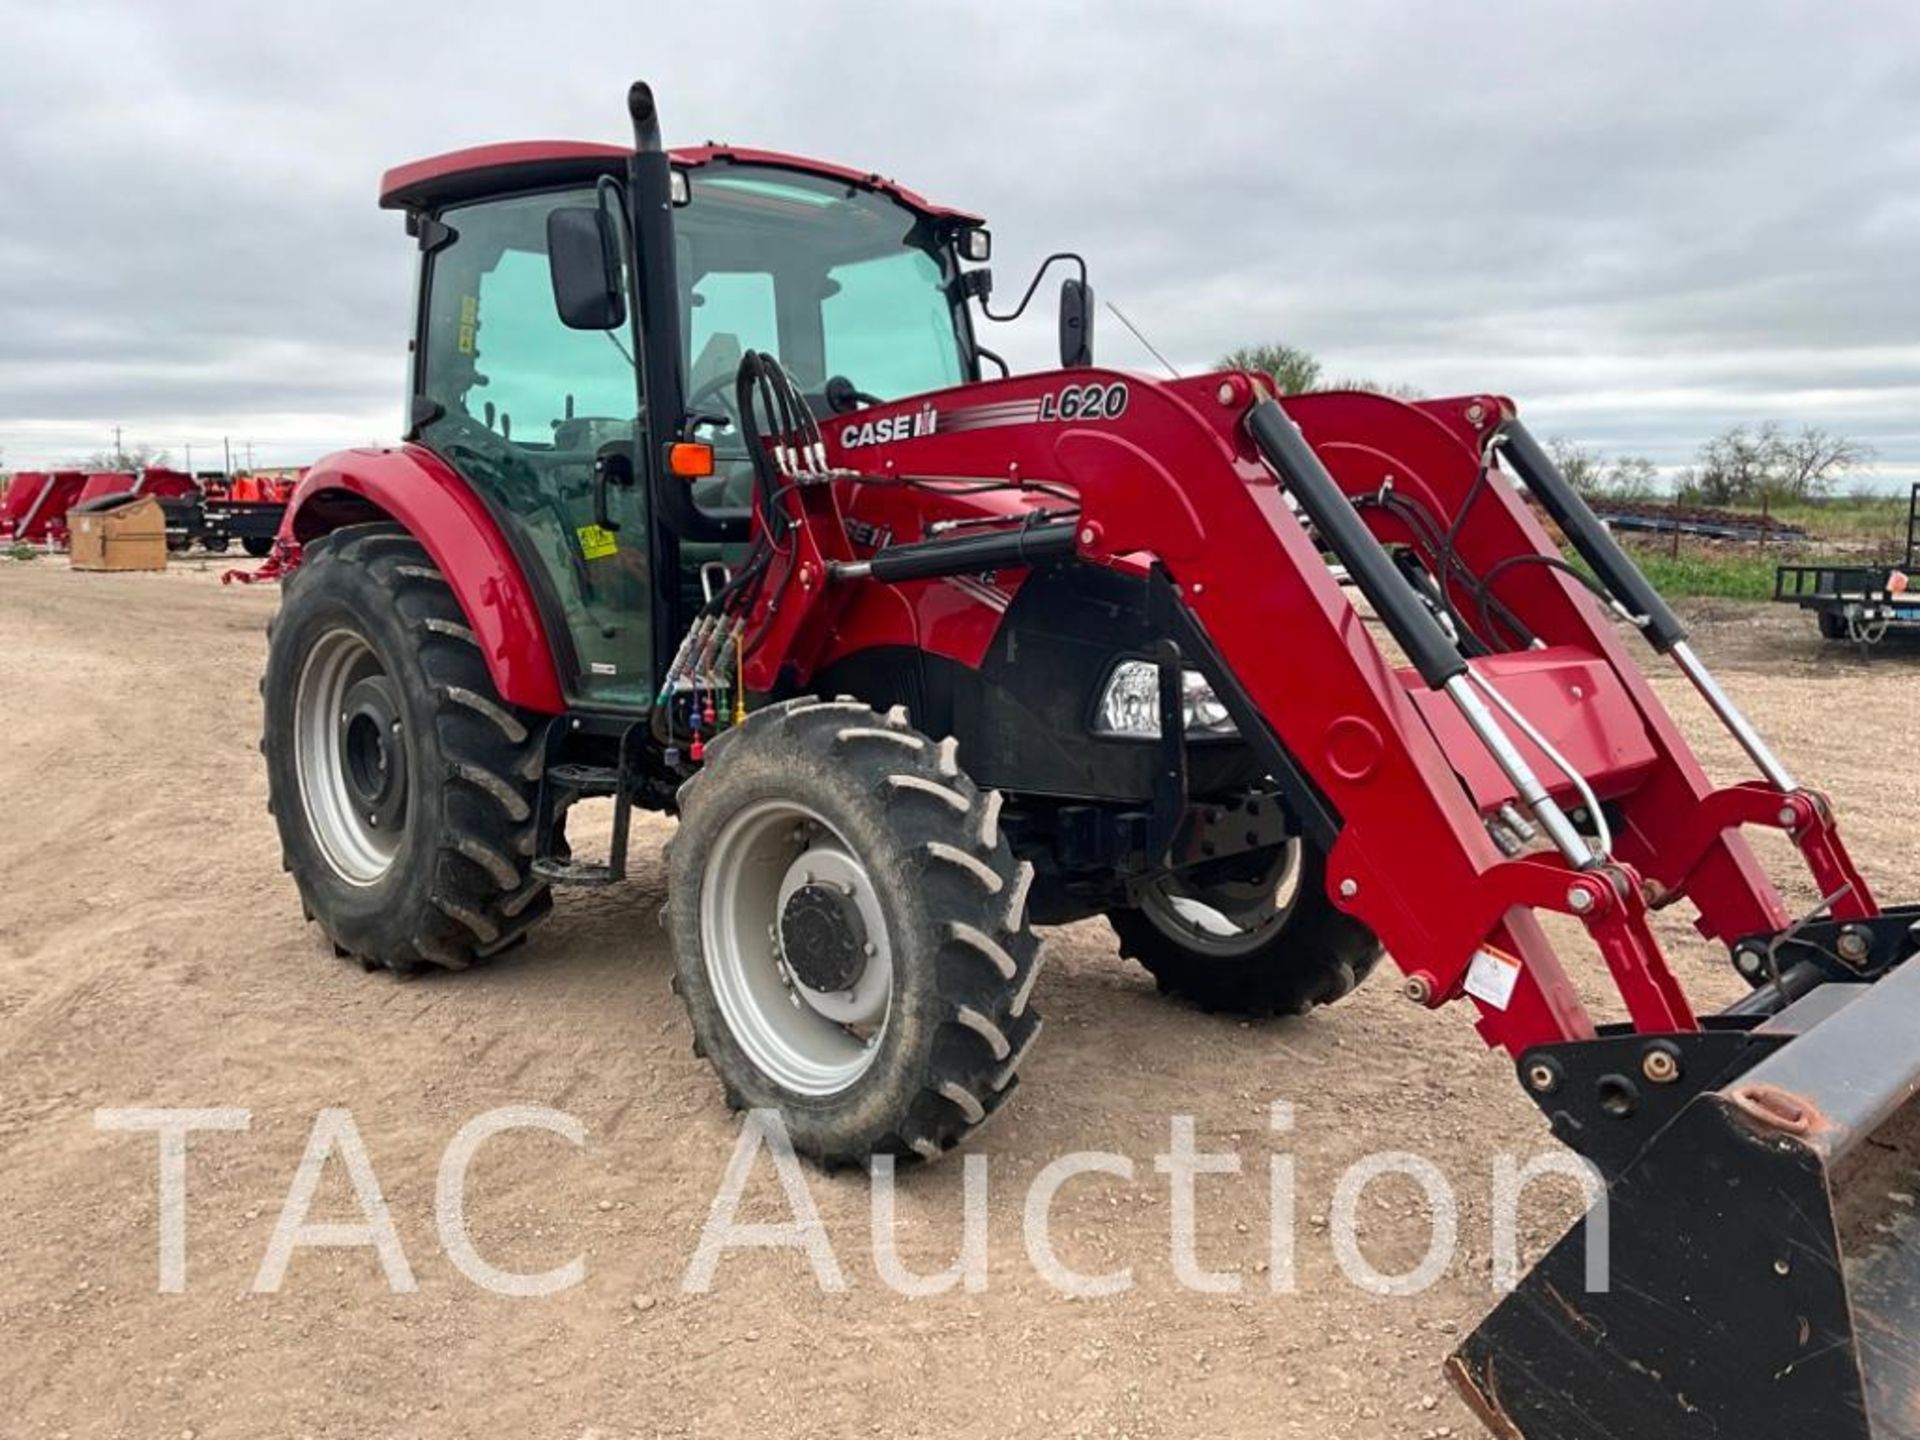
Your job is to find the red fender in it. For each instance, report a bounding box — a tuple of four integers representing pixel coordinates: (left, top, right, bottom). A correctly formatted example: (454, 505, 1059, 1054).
(286, 445, 567, 714)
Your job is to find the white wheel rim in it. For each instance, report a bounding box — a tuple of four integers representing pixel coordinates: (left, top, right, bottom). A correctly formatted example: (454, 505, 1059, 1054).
(700, 799, 892, 1096)
(1139, 839, 1304, 958)
(294, 628, 404, 886)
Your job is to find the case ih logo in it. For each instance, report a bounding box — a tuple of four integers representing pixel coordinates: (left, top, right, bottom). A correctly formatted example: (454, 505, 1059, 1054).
(841, 405, 938, 448)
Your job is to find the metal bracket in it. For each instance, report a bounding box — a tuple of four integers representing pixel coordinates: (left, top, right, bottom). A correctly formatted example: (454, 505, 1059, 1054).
(1517, 1024, 1788, 1182)
(1146, 566, 1341, 852)
(1731, 902, 1920, 984)
(1145, 636, 1189, 867)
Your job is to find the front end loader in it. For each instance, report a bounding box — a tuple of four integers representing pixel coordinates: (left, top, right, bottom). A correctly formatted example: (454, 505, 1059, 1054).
(261, 81, 1920, 1439)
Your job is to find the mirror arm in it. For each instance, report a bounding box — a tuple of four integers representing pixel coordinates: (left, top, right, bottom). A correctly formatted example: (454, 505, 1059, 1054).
(978, 252, 1087, 324)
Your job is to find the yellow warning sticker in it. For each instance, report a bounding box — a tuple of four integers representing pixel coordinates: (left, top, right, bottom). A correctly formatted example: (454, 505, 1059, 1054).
(457, 294, 478, 356)
(577, 523, 619, 561)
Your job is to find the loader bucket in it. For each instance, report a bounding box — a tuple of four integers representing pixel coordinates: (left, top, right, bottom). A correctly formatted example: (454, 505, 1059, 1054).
(1451, 956, 1920, 1440)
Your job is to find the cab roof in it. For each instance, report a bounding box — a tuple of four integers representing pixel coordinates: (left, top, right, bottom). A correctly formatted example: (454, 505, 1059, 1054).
(378, 141, 983, 224)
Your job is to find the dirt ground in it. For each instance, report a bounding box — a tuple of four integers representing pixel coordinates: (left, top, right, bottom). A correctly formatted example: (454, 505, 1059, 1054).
(2, 558, 1916, 1440)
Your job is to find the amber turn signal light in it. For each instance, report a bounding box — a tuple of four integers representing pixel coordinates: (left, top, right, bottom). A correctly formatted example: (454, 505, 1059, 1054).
(668, 442, 715, 479)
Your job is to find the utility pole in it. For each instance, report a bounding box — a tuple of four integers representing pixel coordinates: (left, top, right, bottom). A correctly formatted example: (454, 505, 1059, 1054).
(223, 436, 232, 479)
(245, 440, 254, 471)
(114, 425, 123, 462)
(185, 442, 192, 476)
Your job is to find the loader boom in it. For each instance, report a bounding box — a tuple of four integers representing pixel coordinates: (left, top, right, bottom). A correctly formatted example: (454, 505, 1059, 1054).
(758, 367, 1869, 1058)
(736, 363, 1920, 1439)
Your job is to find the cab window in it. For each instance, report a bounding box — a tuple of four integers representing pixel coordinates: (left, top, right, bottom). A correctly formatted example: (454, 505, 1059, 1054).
(416, 188, 652, 706)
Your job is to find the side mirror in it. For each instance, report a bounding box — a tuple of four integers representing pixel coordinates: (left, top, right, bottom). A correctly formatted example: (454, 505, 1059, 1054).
(547, 207, 625, 331)
(1059, 277, 1094, 367)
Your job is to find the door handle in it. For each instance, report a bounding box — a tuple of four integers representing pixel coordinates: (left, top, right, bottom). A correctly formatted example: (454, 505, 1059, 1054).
(592, 449, 634, 532)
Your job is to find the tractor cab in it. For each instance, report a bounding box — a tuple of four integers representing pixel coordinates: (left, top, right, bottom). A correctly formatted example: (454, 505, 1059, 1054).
(383, 138, 989, 709)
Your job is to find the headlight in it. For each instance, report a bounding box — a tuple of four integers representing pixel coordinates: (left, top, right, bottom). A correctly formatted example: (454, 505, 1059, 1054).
(1093, 660, 1239, 739)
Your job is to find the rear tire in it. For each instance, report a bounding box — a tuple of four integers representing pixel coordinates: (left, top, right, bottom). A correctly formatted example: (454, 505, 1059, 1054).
(1818, 610, 1849, 641)
(243, 536, 275, 558)
(203, 534, 231, 554)
(261, 523, 551, 971)
(667, 698, 1045, 1165)
(1109, 836, 1380, 1016)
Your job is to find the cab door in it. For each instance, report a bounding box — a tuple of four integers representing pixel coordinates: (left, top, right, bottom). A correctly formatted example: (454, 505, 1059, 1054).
(415, 187, 653, 708)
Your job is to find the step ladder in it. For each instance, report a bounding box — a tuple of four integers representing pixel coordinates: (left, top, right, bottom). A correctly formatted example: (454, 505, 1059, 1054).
(530, 718, 646, 887)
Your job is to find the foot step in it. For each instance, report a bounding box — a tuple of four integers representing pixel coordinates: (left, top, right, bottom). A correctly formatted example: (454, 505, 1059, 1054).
(532, 856, 619, 887)
(548, 762, 621, 796)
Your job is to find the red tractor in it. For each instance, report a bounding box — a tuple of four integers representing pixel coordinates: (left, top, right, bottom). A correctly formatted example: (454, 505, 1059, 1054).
(263, 83, 1920, 1438)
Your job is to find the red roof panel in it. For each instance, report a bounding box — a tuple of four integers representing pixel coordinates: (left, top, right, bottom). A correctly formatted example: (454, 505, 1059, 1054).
(378, 140, 981, 224)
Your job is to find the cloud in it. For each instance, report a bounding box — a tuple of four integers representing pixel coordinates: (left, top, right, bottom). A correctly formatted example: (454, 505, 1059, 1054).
(1, 0, 1916, 484)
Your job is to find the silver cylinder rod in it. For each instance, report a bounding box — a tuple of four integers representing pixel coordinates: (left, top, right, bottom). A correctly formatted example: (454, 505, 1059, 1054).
(1444, 674, 1599, 869)
(1470, 669, 1613, 859)
(1669, 640, 1798, 793)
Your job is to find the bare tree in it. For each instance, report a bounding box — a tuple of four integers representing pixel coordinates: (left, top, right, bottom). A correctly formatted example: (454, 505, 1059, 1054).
(1326, 376, 1428, 400)
(1547, 438, 1659, 501)
(1603, 455, 1660, 502)
(1692, 422, 1872, 505)
(1693, 423, 1780, 505)
(1218, 343, 1425, 400)
(75, 441, 172, 473)
(1218, 343, 1322, 396)
(1773, 426, 1874, 500)
(1547, 437, 1604, 497)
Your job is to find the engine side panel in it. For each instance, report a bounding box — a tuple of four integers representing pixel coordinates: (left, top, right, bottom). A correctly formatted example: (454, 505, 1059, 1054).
(810, 562, 1262, 803)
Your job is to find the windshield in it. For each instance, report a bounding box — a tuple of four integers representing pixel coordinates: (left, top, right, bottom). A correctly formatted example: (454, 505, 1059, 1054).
(677, 162, 968, 432)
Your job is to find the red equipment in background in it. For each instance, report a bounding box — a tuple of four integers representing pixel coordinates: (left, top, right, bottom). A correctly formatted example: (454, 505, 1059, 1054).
(1, 471, 89, 545)
(70, 468, 201, 510)
(2, 467, 299, 557)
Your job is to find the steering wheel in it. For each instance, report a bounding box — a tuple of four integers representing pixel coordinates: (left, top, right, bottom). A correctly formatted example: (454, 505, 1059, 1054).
(684, 371, 744, 439)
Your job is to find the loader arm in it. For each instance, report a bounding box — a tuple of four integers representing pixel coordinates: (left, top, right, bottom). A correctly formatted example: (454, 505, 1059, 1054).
(733, 365, 1920, 1440)
(764, 367, 1869, 1059)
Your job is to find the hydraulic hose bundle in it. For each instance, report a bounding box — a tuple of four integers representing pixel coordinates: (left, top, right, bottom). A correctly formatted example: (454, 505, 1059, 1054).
(655, 351, 824, 763)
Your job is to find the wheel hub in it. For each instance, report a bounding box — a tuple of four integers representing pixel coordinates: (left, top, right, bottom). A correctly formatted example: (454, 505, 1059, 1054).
(698, 802, 893, 1097)
(293, 628, 406, 886)
(338, 674, 407, 834)
(778, 882, 869, 992)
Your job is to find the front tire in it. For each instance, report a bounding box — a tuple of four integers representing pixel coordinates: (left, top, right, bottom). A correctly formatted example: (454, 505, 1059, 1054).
(1110, 836, 1381, 1015)
(667, 698, 1045, 1165)
(262, 524, 551, 971)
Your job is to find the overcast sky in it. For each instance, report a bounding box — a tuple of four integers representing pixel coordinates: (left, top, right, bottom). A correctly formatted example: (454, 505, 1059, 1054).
(3, 0, 1916, 485)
